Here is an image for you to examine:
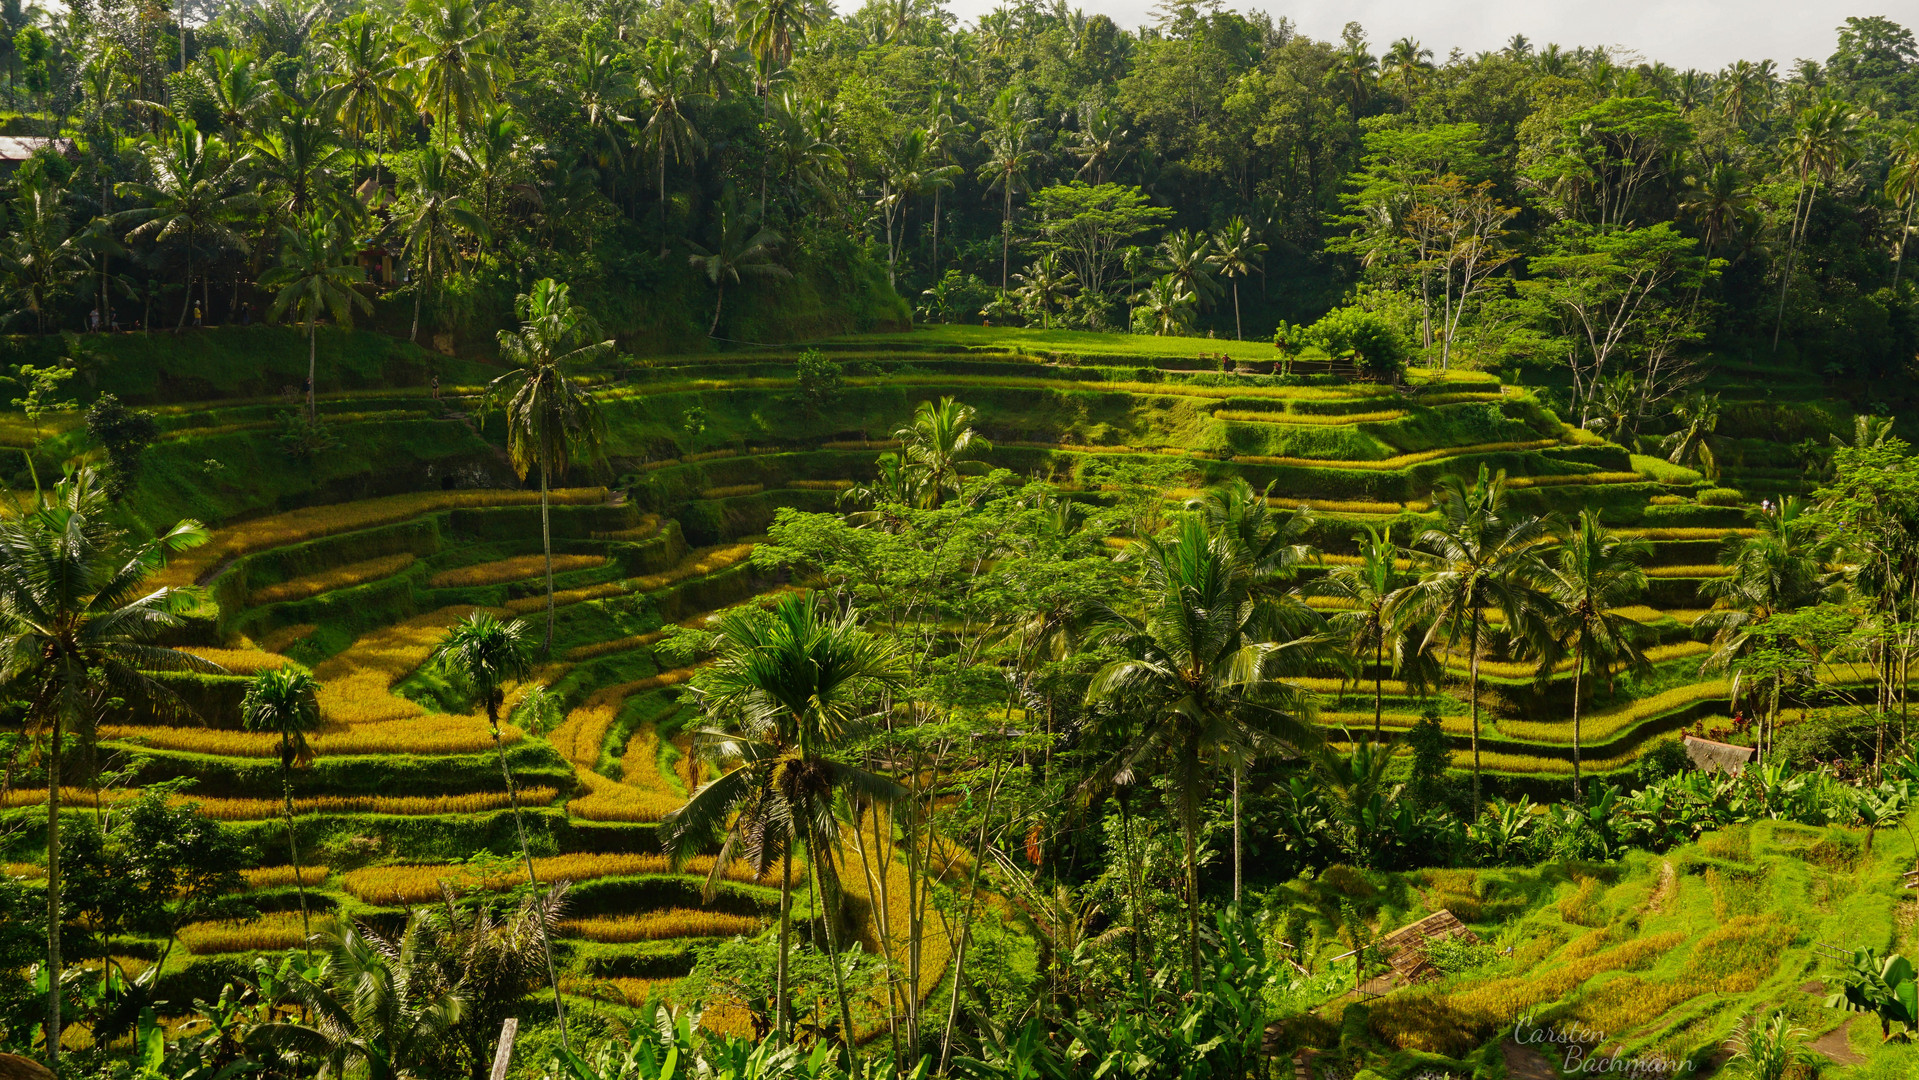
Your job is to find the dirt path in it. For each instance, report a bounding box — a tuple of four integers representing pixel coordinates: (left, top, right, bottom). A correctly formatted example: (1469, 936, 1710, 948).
(1501, 1039, 1559, 1080)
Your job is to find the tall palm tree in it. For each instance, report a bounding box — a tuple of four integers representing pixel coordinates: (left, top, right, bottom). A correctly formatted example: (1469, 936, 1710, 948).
(261, 214, 372, 423)
(1156, 229, 1221, 312)
(321, 15, 409, 181)
(662, 592, 904, 1048)
(736, 0, 817, 94)
(486, 279, 610, 652)
(685, 194, 790, 335)
(0, 467, 209, 1069)
(1773, 98, 1860, 351)
(1070, 99, 1130, 184)
(398, 145, 489, 342)
(1135, 274, 1194, 335)
(1085, 516, 1322, 991)
(0, 180, 93, 332)
(894, 396, 991, 509)
(634, 39, 706, 256)
(429, 611, 569, 1050)
(1210, 217, 1266, 341)
(1390, 466, 1555, 808)
(202, 47, 276, 138)
(1011, 253, 1075, 328)
(254, 916, 466, 1080)
(1660, 392, 1722, 479)
(1382, 37, 1434, 97)
(1311, 525, 1420, 740)
(248, 104, 360, 224)
(978, 93, 1038, 293)
(1886, 122, 1919, 290)
(458, 107, 527, 236)
(403, 0, 504, 149)
(1696, 497, 1838, 671)
(878, 128, 961, 289)
(922, 89, 970, 274)
(1537, 511, 1650, 798)
(115, 120, 254, 333)
(240, 666, 324, 956)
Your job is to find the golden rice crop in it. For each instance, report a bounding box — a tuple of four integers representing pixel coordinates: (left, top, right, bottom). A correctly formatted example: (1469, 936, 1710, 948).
(342, 852, 783, 905)
(1232, 439, 1561, 472)
(430, 554, 606, 589)
(789, 479, 852, 490)
(1439, 640, 1707, 680)
(0, 787, 139, 810)
(259, 623, 318, 652)
(1211, 408, 1409, 426)
(181, 912, 327, 955)
(156, 488, 610, 587)
(632, 544, 757, 593)
(700, 484, 764, 499)
(1649, 494, 1687, 505)
(1617, 527, 1757, 540)
(592, 514, 663, 542)
(5, 862, 43, 878)
(563, 977, 680, 1006)
(1491, 680, 1732, 746)
(567, 767, 684, 823)
(99, 715, 521, 757)
(1502, 472, 1645, 489)
(681, 449, 740, 463)
(560, 910, 763, 943)
(1, 786, 559, 819)
(180, 647, 293, 674)
(565, 629, 668, 662)
(241, 865, 329, 889)
(313, 606, 493, 724)
(1644, 564, 1727, 578)
(504, 581, 627, 614)
(251, 552, 420, 606)
(1406, 391, 1506, 406)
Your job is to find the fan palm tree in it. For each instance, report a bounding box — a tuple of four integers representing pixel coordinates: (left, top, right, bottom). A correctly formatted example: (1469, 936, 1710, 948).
(1311, 525, 1422, 740)
(1211, 217, 1266, 341)
(486, 279, 610, 651)
(662, 592, 904, 1047)
(894, 396, 991, 509)
(978, 93, 1039, 293)
(1011, 253, 1076, 328)
(0, 467, 209, 1069)
(428, 611, 569, 1049)
(261, 213, 372, 423)
(634, 39, 706, 257)
(1390, 466, 1555, 808)
(1537, 511, 1650, 797)
(685, 194, 791, 336)
(1085, 516, 1323, 991)
(252, 915, 466, 1080)
(115, 120, 254, 333)
(241, 666, 324, 956)
(398, 145, 489, 342)
(403, 0, 504, 148)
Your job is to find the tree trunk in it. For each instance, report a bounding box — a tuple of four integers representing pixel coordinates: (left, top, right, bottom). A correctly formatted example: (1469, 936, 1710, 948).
(1232, 278, 1243, 341)
(490, 699, 570, 1052)
(410, 277, 422, 342)
(775, 846, 793, 1042)
(1001, 187, 1011, 294)
(1469, 621, 1482, 811)
(1896, 198, 1915, 291)
(810, 841, 858, 1056)
(1772, 178, 1813, 353)
(45, 712, 60, 1070)
(709, 281, 725, 336)
(1571, 627, 1585, 800)
(659, 150, 668, 258)
(306, 322, 318, 423)
(1231, 765, 1241, 907)
(281, 754, 312, 961)
(1373, 633, 1383, 740)
(175, 252, 193, 333)
(1182, 787, 1202, 994)
(540, 461, 554, 654)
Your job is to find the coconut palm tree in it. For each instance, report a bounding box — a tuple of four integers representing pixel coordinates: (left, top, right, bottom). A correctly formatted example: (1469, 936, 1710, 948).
(252, 915, 466, 1080)
(894, 396, 991, 509)
(1697, 497, 1838, 671)
(398, 145, 489, 342)
(260, 213, 372, 423)
(1311, 525, 1424, 740)
(878, 128, 962, 288)
(403, 0, 504, 149)
(240, 666, 324, 956)
(1537, 511, 1650, 797)
(1070, 99, 1130, 184)
(486, 280, 610, 651)
(0, 179, 93, 332)
(1661, 392, 1722, 480)
(248, 104, 360, 225)
(1085, 516, 1322, 991)
(0, 467, 209, 1069)
(736, 0, 817, 93)
(1210, 217, 1266, 341)
(922, 90, 970, 274)
(1773, 98, 1861, 351)
(114, 120, 254, 333)
(1390, 466, 1555, 808)
(978, 93, 1039, 293)
(1156, 229, 1221, 312)
(1886, 122, 1919, 290)
(1134, 273, 1194, 335)
(1011, 252, 1076, 328)
(662, 592, 904, 1048)
(321, 15, 409, 180)
(634, 39, 706, 257)
(428, 611, 570, 1050)
(685, 194, 791, 336)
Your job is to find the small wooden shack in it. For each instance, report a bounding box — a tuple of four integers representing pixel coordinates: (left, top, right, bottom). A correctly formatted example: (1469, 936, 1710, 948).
(1374, 909, 1481, 986)
(1682, 733, 1757, 776)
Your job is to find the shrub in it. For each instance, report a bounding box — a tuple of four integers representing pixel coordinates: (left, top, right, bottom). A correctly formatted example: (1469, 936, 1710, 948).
(793, 349, 844, 415)
(85, 393, 159, 499)
(1303, 306, 1410, 380)
(1697, 487, 1746, 506)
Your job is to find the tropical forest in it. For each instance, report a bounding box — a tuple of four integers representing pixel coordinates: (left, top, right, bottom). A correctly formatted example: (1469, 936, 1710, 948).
(5, 0, 1919, 1078)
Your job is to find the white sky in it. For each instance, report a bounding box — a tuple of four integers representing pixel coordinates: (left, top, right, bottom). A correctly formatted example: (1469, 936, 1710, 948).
(942, 0, 1919, 73)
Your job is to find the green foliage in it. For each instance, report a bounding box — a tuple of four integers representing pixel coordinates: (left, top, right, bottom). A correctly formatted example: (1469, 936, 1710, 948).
(84, 392, 159, 499)
(792, 349, 843, 416)
(1303, 306, 1409, 379)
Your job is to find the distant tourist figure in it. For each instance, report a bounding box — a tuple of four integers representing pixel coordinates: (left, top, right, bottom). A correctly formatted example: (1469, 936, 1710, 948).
(242, 303, 253, 326)
(431, 374, 441, 401)
(193, 303, 203, 327)
(88, 308, 100, 332)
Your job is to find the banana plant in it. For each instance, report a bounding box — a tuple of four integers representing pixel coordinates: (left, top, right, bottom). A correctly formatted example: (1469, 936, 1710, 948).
(1825, 947, 1919, 1041)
